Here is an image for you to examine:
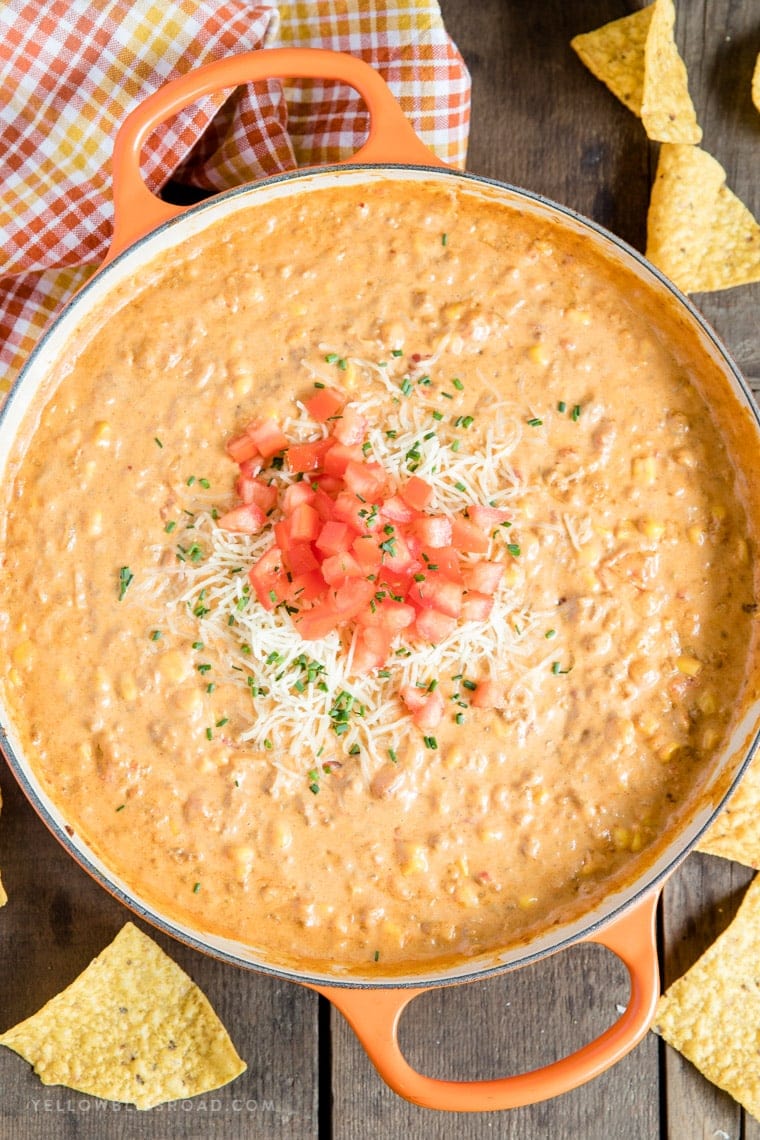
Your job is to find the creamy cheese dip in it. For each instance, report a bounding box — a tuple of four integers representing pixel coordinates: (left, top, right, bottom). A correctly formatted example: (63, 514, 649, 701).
(2, 179, 759, 975)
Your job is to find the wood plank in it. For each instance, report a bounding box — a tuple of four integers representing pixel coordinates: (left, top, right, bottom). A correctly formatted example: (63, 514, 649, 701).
(0, 764, 319, 1140)
(331, 942, 659, 1139)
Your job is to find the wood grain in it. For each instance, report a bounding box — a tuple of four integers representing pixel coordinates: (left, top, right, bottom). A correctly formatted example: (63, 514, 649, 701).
(1, 1, 758, 1137)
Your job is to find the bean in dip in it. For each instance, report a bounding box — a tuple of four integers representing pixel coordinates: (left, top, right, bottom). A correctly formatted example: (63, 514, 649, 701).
(1, 179, 759, 975)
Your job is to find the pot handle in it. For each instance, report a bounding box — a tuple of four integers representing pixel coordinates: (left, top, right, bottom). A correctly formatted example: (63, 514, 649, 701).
(108, 47, 444, 260)
(312, 890, 659, 1112)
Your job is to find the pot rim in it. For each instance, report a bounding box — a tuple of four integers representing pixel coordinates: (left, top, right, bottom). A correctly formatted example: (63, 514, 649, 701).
(2, 160, 760, 990)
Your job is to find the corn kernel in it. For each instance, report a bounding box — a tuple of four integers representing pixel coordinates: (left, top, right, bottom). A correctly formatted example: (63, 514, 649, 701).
(676, 655, 702, 677)
(640, 518, 665, 541)
(158, 648, 190, 685)
(93, 666, 111, 692)
(659, 741, 681, 762)
(576, 538, 602, 566)
(636, 711, 659, 737)
(630, 830, 643, 853)
(613, 827, 631, 850)
(711, 503, 727, 522)
(567, 307, 592, 327)
(456, 883, 481, 908)
(673, 447, 697, 468)
(687, 525, 705, 546)
(518, 894, 538, 909)
(528, 343, 550, 367)
(7, 667, 21, 687)
(632, 456, 657, 485)
(272, 821, 292, 851)
(580, 568, 601, 593)
(702, 727, 720, 751)
(342, 361, 358, 390)
(442, 301, 465, 321)
(457, 854, 470, 878)
(89, 510, 103, 537)
(477, 827, 503, 843)
(12, 640, 35, 667)
(400, 844, 429, 875)
(92, 420, 111, 444)
(697, 690, 717, 715)
(232, 372, 253, 397)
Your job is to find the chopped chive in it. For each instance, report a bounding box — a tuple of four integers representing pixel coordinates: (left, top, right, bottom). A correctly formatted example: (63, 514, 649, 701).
(427, 679, 438, 692)
(545, 629, 557, 639)
(432, 410, 444, 421)
(454, 481, 467, 492)
(423, 735, 438, 750)
(348, 743, 361, 756)
(205, 727, 213, 740)
(164, 520, 177, 533)
(118, 566, 133, 600)
(313, 380, 325, 389)
(572, 404, 582, 421)
(154, 437, 163, 448)
(325, 352, 339, 363)
(216, 717, 229, 728)
(389, 748, 398, 763)
(462, 679, 477, 691)
(192, 641, 204, 650)
(374, 949, 380, 962)
(264, 738, 273, 750)
(441, 391, 454, 399)
(149, 630, 161, 641)
(455, 712, 465, 725)
(391, 349, 403, 357)
(197, 663, 211, 674)
(186, 475, 196, 486)
(450, 440, 461, 452)
(557, 400, 567, 413)
(337, 357, 348, 371)
(413, 572, 426, 582)
(452, 378, 464, 390)
(527, 417, 543, 427)
(441, 233, 448, 246)
(193, 882, 201, 893)
(507, 543, 521, 558)
(115, 804, 126, 812)
(400, 377, 413, 397)
(206, 682, 215, 694)
(199, 478, 210, 489)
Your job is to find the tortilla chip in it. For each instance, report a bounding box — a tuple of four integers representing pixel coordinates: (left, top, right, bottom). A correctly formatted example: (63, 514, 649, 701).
(698, 753, 760, 866)
(0, 923, 246, 1109)
(653, 875, 760, 1120)
(571, 0, 701, 143)
(753, 53, 760, 113)
(571, 6, 653, 116)
(642, 0, 701, 142)
(646, 143, 760, 292)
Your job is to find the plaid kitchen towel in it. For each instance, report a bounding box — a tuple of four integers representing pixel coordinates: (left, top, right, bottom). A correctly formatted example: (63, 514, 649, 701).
(0, 0, 470, 397)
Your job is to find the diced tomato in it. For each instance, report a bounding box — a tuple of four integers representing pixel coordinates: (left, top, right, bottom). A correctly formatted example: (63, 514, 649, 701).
(273, 519, 291, 551)
(421, 546, 462, 581)
(412, 514, 452, 548)
(295, 605, 340, 640)
(412, 608, 457, 643)
(451, 514, 490, 553)
(286, 437, 334, 474)
(315, 520, 354, 556)
(358, 599, 415, 631)
(321, 551, 363, 585)
(312, 488, 338, 522)
(287, 543, 320, 575)
(380, 495, 416, 524)
(288, 503, 321, 543)
(247, 419, 289, 459)
(217, 502, 267, 534)
(380, 532, 418, 575)
(333, 579, 376, 617)
(352, 534, 383, 572)
(226, 432, 260, 464)
(332, 491, 371, 532)
(236, 477, 278, 512)
(305, 386, 345, 422)
(461, 591, 494, 621)
(470, 679, 506, 709)
(238, 457, 263, 479)
(467, 505, 512, 530)
(332, 406, 367, 446)
(400, 685, 445, 730)
(343, 460, 386, 500)
(248, 547, 287, 609)
(323, 442, 365, 476)
(408, 575, 462, 617)
(287, 570, 325, 603)
(351, 626, 392, 673)
(463, 560, 504, 594)
(282, 482, 316, 513)
(311, 473, 343, 495)
(400, 475, 433, 511)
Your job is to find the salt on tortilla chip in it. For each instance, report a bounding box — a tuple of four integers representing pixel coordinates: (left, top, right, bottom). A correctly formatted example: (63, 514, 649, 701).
(571, 0, 701, 143)
(753, 53, 760, 113)
(653, 875, 760, 1120)
(571, 6, 653, 116)
(698, 752, 760, 867)
(646, 144, 760, 292)
(0, 923, 246, 1109)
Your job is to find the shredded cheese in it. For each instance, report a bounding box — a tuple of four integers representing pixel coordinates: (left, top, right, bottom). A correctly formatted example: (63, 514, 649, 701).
(134, 357, 566, 786)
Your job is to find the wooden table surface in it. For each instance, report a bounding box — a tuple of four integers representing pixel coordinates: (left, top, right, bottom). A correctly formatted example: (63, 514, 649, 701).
(1, 2, 759, 1137)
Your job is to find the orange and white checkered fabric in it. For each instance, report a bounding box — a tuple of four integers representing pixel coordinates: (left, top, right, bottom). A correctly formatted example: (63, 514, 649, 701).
(0, 1, 470, 397)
